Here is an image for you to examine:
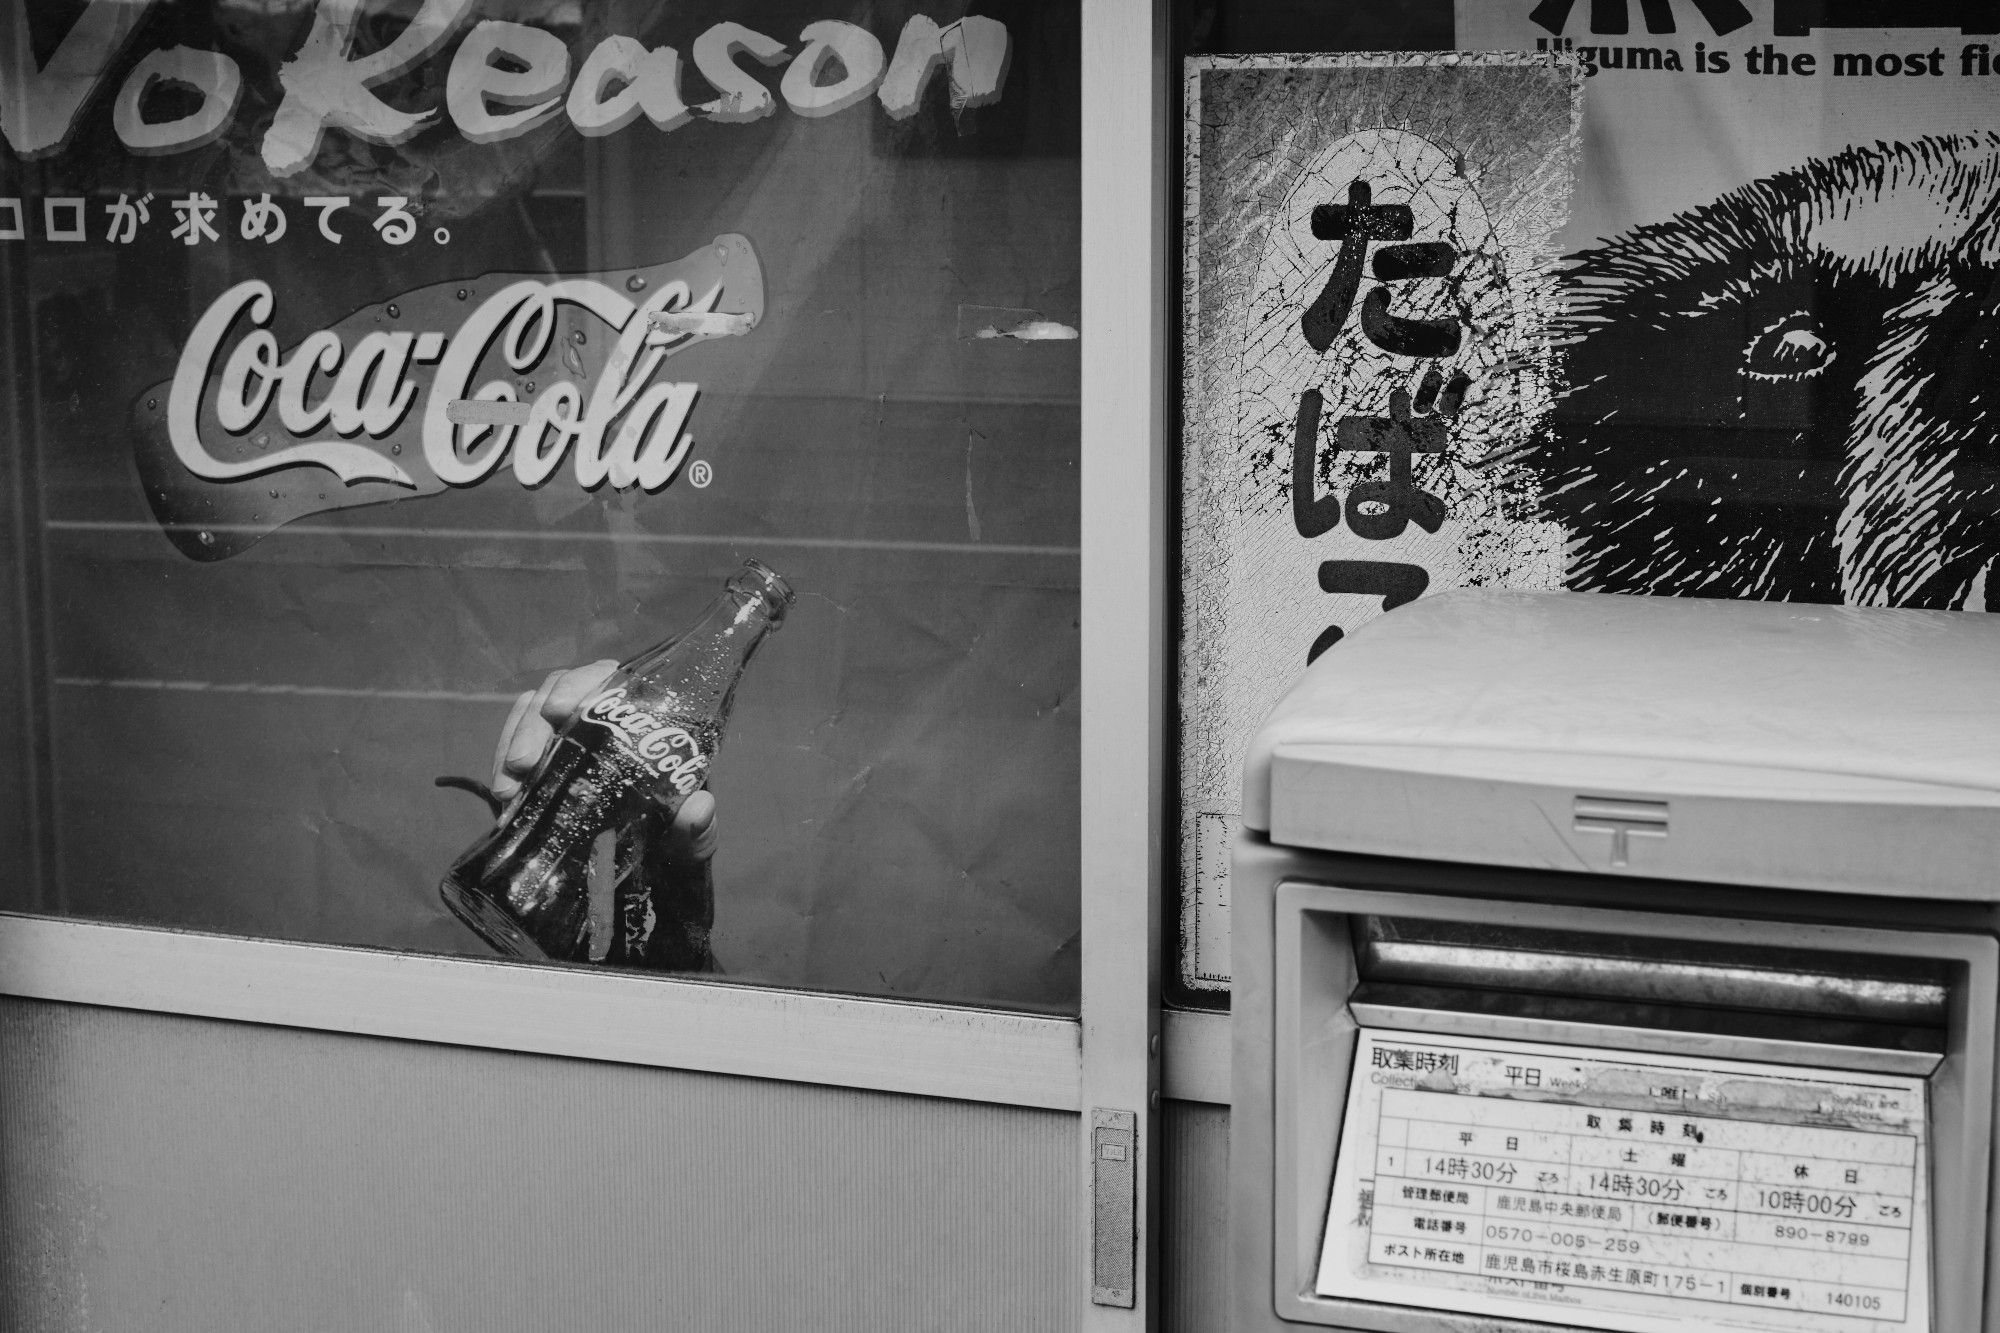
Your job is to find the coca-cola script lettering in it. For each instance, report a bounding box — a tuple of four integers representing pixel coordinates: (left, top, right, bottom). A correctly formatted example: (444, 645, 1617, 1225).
(131, 233, 764, 561)
(582, 689, 709, 795)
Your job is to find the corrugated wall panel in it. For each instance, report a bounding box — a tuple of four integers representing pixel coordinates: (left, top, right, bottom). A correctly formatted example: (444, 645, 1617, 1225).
(1162, 1100, 1229, 1332)
(0, 998, 1078, 1333)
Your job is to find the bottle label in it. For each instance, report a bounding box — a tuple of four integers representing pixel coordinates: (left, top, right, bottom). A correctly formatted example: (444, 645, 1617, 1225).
(581, 688, 709, 795)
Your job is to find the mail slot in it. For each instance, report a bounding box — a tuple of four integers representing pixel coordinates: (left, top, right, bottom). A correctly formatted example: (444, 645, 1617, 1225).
(1229, 591, 2000, 1333)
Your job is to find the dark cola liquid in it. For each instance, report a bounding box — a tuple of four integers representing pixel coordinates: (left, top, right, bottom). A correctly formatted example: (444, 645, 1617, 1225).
(441, 558, 791, 964)
(441, 705, 721, 960)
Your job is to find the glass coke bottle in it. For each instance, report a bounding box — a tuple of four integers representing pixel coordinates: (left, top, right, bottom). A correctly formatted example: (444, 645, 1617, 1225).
(440, 560, 793, 962)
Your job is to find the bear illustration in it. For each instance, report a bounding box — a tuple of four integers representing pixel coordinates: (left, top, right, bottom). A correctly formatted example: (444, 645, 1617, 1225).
(1539, 133, 2000, 610)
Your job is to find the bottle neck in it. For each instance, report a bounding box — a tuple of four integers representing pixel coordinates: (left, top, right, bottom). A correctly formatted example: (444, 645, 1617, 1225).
(613, 561, 792, 712)
(619, 584, 783, 684)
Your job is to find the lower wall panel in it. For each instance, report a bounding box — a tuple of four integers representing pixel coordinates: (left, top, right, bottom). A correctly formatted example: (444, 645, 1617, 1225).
(1163, 1099, 1230, 1332)
(0, 998, 1078, 1333)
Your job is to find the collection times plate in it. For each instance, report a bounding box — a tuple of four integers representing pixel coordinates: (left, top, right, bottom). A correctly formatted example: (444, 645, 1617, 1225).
(1319, 1031, 1929, 1332)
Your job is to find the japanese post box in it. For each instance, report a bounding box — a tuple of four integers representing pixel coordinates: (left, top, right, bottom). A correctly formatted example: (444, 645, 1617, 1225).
(1229, 590, 2000, 1333)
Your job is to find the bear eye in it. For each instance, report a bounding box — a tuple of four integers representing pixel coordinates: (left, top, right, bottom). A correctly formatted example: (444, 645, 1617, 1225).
(1743, 312, 1835, 382)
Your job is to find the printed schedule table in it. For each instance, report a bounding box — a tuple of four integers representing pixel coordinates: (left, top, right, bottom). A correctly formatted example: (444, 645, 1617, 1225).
(1317, 1032, 1930, 1333)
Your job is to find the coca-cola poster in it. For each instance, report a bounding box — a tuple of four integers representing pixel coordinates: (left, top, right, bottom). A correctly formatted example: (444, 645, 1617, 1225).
(1, 0, 1082, 1011)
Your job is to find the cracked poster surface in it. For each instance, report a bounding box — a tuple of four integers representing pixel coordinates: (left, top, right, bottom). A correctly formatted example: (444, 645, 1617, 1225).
(1179, 53, 1581, 993)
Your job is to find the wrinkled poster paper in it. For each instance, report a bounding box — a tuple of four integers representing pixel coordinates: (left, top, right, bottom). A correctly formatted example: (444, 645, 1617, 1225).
(1178, 54, 1582, 991)
(1322, 1030, 1929, 1333)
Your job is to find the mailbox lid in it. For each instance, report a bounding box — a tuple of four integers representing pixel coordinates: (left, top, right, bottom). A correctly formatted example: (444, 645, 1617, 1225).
(1242, 590, 2000, 897)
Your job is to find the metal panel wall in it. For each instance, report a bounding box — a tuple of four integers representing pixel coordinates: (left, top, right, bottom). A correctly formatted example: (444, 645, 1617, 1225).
(0, 998, 1078, 1333)
(1161, 1101, 1229, 1333)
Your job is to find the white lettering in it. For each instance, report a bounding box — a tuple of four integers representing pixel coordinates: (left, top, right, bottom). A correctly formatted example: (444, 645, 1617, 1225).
(781, 21, 885, 119)
(692, 22, 789, 124)
(22, 9, 1012, 163)
(168, 280, 415, 486)
(606, 382, 698, 489)
(878, 16, 1011, 121)
(583, 690, 707, 780)
(263, 0, 477, 178)
(425, 282, 534, 484)
(0, 0, 157, 159)
(503, 288, 556, 370)
(513, 380, 584, 486)
(567, 35, 690, 137)
(217, 329, 280, 434)
(113, 46, 243, 155)
(446, 20, 569, 145)
(175, 272, 731, 497)
(277, 330, 341, 435)
(576, 280, 713, 490)
(424, 277, 630, 487)
(326, 331, 418, 438)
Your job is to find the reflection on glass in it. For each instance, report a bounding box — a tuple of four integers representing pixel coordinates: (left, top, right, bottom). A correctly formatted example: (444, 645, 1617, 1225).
(0, 0, 1081, 1012)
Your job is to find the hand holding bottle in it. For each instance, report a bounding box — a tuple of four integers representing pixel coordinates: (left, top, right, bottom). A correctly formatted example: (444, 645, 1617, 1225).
(440, 560, 792, 964)
(490, 659, 718, 865)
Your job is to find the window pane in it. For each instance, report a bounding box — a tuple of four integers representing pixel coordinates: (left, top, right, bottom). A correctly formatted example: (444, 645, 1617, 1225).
(1, 0, 1080, 1012)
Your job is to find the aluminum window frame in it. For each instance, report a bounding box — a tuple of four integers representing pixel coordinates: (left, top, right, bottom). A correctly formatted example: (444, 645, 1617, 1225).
(0, 4, 1188, 1322)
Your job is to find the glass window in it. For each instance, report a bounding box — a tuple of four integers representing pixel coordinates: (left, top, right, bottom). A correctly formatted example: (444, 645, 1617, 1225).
(1, 0, 1080, 1012)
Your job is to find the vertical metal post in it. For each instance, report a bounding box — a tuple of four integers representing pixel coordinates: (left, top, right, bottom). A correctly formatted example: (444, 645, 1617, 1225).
(1080, 0, 1167, 1326)
(0, 168, 58, 910)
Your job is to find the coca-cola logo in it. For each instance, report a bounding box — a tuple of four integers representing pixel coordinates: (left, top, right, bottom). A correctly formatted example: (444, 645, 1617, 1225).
(581, 688, 708, 795)
(131, 233, 763, 560)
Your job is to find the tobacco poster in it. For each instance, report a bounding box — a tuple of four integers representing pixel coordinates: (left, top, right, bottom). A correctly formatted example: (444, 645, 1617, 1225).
(1179, 52, 1581, 993)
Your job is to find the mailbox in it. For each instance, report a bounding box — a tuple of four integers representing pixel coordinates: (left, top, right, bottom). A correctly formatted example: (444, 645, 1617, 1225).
(1229, 590, 2000, 1333)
